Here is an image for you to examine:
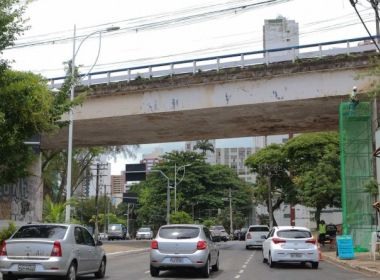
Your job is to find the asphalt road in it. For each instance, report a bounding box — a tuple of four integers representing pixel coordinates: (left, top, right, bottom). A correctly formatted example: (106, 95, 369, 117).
(100, 240, 377, 280)
(1, 241, 377, 280)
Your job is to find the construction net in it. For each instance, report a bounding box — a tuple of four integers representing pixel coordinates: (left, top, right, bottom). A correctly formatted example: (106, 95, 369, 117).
(339, 101, 376, 251)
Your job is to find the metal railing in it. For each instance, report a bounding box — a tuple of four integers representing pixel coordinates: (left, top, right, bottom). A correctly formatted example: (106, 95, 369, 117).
(48, 36, 378, 88)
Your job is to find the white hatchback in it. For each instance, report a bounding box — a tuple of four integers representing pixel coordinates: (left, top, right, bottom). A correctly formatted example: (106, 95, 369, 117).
(262, 226, 319, 269)
(245, 225, 269, 249)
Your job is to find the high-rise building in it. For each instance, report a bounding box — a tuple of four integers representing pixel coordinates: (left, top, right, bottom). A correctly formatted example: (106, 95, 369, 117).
(185, 140, 216, 164)
(111, 175, 123, 195)
(263, 16, 299, 61)
(141, 147, 163, 172)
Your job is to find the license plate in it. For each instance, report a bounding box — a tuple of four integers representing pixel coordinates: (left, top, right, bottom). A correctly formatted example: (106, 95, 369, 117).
(290, 253, 302, 258)
(18, 264, 36, 272)
(170, 257, 183, 264)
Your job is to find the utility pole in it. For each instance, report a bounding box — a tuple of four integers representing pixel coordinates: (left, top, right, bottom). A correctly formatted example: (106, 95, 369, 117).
(370, 0, 380, 42)
(267, 175, 273, 229)
(229, 188, 233, 236)
(94, 163, 100, 239)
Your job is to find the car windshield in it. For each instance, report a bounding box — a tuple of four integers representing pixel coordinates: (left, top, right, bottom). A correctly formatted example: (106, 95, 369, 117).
(139, 228, 151, 232)
(109, 224, 122, 230)
(12, 225, 67, 239)
(277, 229, 311, 238)
(159, 226, 200, 239)
(249, 226, 269, 232)
(211, 226, 225, 230)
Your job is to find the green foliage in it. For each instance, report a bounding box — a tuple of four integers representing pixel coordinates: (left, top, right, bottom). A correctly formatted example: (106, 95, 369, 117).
(0, 0, 28, 66)
(131, 151, 252, 230)
(284, 132, 341, 223)
(202, 218, 217, 228)
(170, 211, 193, 224)
(0, 70, 68, 184)
(364, 178, 379, 196)
(193, 140, 215, 155)
(0, 222, 17, 243)
(43, 195, 66, 223)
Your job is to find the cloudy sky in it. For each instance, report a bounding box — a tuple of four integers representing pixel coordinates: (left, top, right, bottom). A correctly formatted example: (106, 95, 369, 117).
(3, 0, 377, 173)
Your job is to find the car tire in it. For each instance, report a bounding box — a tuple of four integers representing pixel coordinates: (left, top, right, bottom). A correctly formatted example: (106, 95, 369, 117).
(3, 274, 18, 280)
(201, 258, 210, 278)
(311, 262, 319, 269)
(211, 255, 219, 272)
(245, 245, 249, 250)
(94, 257, 106, 278)
(268, 252, 276, 268)
(262, 249, 267, 263)
(64, 262, 77, 280)
(150, 265, 159, 277)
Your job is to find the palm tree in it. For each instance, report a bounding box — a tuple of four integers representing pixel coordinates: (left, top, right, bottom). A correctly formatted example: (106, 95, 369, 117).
(193, 140, 215, 156)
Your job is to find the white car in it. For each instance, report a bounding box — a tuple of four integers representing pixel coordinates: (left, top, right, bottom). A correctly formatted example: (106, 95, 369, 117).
(262, 226, 319, 269)
(245, 225, 269, 249)
(136, 227, 153, 240)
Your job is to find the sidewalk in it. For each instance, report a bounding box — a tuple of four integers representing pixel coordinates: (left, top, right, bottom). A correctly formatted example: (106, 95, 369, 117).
(321, 247, 380, 276)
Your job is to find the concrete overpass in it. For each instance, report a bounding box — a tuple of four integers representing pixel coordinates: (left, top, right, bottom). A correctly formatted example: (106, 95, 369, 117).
(42, 38, 380, 150)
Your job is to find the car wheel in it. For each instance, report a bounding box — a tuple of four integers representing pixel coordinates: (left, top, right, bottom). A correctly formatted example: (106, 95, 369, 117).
(64, 262, 77, 280)
(211, 254, 219, 272)
(3, 274, 18, 280)
(201, 257, 210, 278)
(150, 265, 159, 277)
(94, 257, 106, 278)
(262, 249, 267, 263)
(311, 262, 319, 269)
(245, 245, 249, 250)
(268, 252, 276, 268)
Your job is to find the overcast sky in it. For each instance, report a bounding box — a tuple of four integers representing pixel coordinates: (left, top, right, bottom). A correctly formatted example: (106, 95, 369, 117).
(3, 0, 378, 174)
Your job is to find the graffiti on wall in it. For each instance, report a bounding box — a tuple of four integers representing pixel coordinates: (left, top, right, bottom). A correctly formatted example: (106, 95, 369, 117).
(0, 178, 36, 222)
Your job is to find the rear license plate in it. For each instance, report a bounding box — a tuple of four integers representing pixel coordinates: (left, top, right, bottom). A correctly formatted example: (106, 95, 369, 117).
(18, 264, 36, 272)
(170, 257, 183, 264)
(290, 253, 302, 258)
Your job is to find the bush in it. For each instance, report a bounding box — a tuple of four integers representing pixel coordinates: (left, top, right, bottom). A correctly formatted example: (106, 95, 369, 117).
(0, 222, 17, 243)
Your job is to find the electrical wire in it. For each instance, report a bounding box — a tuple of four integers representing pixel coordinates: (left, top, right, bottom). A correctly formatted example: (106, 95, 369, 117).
(349, 0, 380, 51)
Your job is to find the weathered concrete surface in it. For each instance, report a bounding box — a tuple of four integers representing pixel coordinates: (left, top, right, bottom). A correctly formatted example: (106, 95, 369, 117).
(0, 156, 43, 224)
(41, 53, 380, 149)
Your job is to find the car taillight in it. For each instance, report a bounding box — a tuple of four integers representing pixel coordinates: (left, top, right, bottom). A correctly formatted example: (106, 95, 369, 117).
(151, 240, 158, 249)
(0, 241, 7, 256)
(306, 239, 316, 244)
(246, 233, 252, 239)
(272, 238, 286, 244)
(197, 240, 208, 250)
(50, 241, 62, 257)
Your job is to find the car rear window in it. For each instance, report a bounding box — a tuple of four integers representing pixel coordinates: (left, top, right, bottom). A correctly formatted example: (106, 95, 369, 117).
(277, 229, 311, 238)
(159, 227, 200, 239)
(110, 224, 122, 230)
(139, 228, 151, 232)
(12, 225, 67, 239)
(249, 226, 269, 232)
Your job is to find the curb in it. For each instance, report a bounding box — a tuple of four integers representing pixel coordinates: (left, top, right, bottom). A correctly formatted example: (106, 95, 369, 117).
(323, 254, 380, 275)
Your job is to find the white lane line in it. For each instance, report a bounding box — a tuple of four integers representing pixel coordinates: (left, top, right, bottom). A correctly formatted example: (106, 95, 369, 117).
(234, 275, 241, 279)
(242, 264, 247, 268)
(239, 269, 244, 274)
(144, 270, 149, 274)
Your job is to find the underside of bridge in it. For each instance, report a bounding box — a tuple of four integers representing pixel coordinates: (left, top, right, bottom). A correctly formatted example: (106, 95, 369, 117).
(41, 52, 379, 150)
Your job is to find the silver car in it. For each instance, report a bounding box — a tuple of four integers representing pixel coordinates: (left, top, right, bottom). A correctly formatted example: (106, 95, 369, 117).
(0, 223, 106, 280)
(136, 227, 153, 240)
(150, 224, 220, 278)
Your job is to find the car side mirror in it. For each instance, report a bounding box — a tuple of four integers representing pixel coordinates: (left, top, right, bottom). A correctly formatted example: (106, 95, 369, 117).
(261, 235, 267, 239)
(96, 240, 103, 246)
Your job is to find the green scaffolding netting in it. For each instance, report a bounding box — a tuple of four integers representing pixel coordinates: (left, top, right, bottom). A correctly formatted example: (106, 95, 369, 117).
(339, 101, 376, 251)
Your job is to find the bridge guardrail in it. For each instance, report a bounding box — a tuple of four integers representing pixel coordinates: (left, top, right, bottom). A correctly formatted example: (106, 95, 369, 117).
(48, 36, 378, 88)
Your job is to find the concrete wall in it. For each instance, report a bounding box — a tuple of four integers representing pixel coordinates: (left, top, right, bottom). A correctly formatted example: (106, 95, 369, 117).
(0, 155, 43, 227)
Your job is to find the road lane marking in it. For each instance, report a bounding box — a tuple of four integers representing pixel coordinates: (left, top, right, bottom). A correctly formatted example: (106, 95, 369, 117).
(234, 275, 240, 279)
(242, 264, 247, 268)
(239, 269, 244, 274)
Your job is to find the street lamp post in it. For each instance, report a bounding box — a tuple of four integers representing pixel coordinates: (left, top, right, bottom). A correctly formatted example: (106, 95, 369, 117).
(65, 24, 120, 223)
(174, 163, 191, 213)
(152, 170, 171, 224)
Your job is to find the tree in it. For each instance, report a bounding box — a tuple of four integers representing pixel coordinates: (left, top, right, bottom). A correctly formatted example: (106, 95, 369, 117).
(131, 151, 252, 230)
(0, 0, 28, 67)
(0, 70, 71, 185)
(245, 144, 296, 226)
(284, 132, 341, 225)
(170, 211, 193, 224)
(193, 140, 215, 155)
